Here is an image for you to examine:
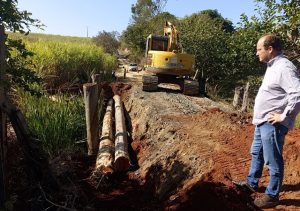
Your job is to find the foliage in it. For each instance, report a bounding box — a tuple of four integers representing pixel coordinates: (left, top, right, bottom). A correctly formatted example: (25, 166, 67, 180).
(0, 0, 43, 33)
(17, 89, 86, 157)
(179, 10, 267, 97)
(6, 38, 42, 95)
(25, 40, 117, 89)
(122, 0, 173, 59)
(179, 11, 232, 94)
(122, 12, 177, 59)
(199, 10, 234, 33)
(254, 0, 300, 54)
(8, 32, 92, 44)
(295, 113, 300, 128)
(92, 30, 120, 54)
(226, 14, 266, 83)
(148, 12, 179, 35)
(131, 0, 168, 23)
(1, 0, 43, 93)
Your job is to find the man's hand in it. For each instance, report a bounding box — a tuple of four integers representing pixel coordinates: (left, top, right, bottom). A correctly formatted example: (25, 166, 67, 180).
(267, 112, 283, 124)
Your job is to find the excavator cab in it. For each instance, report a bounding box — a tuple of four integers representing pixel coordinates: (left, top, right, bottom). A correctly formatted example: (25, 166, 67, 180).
(145, 35, 168, 54)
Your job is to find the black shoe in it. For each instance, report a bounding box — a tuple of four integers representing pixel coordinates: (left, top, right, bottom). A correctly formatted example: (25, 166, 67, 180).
(254, 194, 279, 209)
(232, 180, 257, 193)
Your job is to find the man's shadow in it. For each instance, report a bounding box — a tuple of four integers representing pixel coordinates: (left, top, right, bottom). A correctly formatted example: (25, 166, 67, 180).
(279, 182, 300, 207)
(282, 182, 300, 192)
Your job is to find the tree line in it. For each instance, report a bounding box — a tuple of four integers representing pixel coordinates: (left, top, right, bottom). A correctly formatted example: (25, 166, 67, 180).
(117, 0, 300, 98)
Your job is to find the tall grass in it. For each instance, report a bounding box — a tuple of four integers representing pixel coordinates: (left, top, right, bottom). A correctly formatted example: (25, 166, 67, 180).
(17, 90, 86, 157)
(9, 32, 114, 156)
(7, 32, 93, 44)
(8, 32, 117, 89)
(27, 41, 117, 88)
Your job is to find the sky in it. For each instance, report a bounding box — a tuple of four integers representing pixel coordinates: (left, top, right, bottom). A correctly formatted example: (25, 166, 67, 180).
(17, 0, 258, 38)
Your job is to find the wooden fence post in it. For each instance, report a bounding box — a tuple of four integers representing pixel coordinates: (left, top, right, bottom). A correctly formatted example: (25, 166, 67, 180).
(0, 24, 7, 207)
(241, 82, 250, 112)
(83, 83, 99, 155)
(233, 87, 243, 109)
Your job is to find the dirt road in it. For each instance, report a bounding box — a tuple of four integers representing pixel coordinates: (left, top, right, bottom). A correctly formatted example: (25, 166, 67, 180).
(111, 68, 300, 210)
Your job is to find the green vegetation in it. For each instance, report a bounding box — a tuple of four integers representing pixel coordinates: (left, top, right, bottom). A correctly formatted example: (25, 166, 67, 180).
(8, 32, 93, 44)
(295, 114, 300, 128)
(1, 1, 117, 157)
(1, 0, 43, 94)
(92, 30, 120, 54)
(6, 38, 42, 95)
(26, 40, 116, 89)
(7, 32, 117, 89)
(121, 0, 176, 61)
(7, 35, 116, 155)
(17, 90, 86, 157)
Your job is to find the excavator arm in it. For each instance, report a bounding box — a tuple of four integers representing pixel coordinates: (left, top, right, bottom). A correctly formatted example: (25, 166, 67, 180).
(163, 21, 180, 52)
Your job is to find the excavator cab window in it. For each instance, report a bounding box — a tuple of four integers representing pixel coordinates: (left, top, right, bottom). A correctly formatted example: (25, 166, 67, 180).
(152, 39, 167, 51)
(147, 35, 168, 52)
(151, 37, 168, 51)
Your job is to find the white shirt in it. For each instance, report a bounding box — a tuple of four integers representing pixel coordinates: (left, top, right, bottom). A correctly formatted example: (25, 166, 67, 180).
(253, 54, 300, 129)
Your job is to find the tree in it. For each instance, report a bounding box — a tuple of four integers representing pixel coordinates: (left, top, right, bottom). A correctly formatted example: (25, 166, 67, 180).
(0, 0, 42, 94)
(121, 11, 177, 59)
(254, 0, 300, 56)
(92, 30, 120, 55)
(179, 9, 267, 97)
(199, 9, 234, 33)
(227, 14, 266, 96)
(131, 0, 168, 23)
(179, 11, 235, 94)
(0, 0, 42, 33)
(122, 0, 172, 59)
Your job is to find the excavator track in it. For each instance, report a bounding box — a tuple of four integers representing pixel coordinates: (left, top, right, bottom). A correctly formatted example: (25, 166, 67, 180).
(142, 75, 158, 91)
(183, 80, 199, 95)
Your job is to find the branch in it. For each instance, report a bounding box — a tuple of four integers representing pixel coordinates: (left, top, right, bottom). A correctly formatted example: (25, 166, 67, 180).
(39, 184, 77, 211)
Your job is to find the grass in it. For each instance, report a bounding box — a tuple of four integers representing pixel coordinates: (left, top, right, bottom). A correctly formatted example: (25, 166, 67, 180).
(17, 90, 87, 157)
(9, 32, 113, 156)
(7, 32, 93, 44)
(294, 113, 300, 128)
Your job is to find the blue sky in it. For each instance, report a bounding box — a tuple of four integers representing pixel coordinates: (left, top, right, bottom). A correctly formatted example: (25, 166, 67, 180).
(17, 0, 258, 37)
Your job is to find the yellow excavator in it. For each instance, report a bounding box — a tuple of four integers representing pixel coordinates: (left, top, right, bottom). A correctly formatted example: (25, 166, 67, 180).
(142, 21, 199, 95)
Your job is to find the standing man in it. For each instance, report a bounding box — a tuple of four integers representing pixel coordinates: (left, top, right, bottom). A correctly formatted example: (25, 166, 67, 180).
(234, 34, 300, 209)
